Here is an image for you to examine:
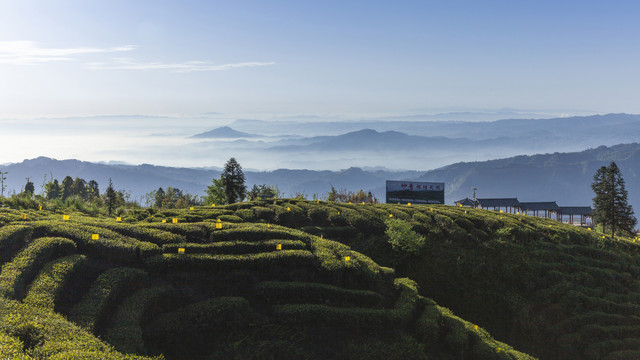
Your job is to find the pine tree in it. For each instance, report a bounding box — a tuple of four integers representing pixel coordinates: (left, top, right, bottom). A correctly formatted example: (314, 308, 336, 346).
(61, 176, 74, 200)
(45, 179, 60, 200)
(105, 178, 117, 216)
(592, 161, 637, 237)
(154, 187, 166, 208)
(221, 158, 246, 204)
(23, 178, 35, 195)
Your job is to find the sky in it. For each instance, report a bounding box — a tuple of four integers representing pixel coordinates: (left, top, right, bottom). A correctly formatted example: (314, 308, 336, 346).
(1, 0, 640, 166)
(2, 0, 640, 118)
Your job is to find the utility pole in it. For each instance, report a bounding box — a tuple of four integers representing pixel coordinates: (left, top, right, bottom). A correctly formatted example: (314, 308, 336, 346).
(0, 171, 7, 197)
(472, 187, 477, 208)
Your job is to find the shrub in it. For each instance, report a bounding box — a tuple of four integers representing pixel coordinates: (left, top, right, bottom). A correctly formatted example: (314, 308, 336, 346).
(69, 267, 149, 334)
(254, 281, 385, 308)
(145, 297, 251, 358)
(24, 254, 88, 310)
(0, 237, 77, 300)
(385, 219, 425, 255)
(163, 239, 307, 255)
(0, 225, 33, 265)
(103, 285, 179, 355)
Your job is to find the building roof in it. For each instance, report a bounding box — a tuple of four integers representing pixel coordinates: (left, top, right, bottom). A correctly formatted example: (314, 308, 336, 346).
(558, 206, 593, 216)
(518, 201, 560, 211)
(476, 198, 520, 208)
(455, 197, 479, 206)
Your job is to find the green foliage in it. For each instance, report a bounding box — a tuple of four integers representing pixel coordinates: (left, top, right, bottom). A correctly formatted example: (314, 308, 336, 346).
(69, 267, 149, 334)
(221, 157, 247, 204)
(247, 183, 280, 200)
(255, 281, 385, 307)
(163, 239, 306, 255)
(385, 218, 425, 255)
(204, 176, 226, 205)
(0, 237, 76, 300)
(592, 161, 637, 237)
(24, 254, 88, 310)
(103, 286, 178, 355)
(0, 225, 33, 265)
(145, 297, 251, 358)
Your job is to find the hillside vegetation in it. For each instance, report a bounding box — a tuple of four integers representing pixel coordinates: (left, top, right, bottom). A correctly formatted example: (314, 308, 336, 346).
(0, 202, 532, 359)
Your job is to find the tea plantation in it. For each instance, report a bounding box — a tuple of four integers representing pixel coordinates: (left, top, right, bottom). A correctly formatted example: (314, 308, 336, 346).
(1, 199, 634, 359)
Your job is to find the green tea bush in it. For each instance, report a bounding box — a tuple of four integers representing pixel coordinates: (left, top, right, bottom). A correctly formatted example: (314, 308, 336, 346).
(0, 237, 76, 300)
(275, 204, 308, 227)
(252, 206, 275, 222)
(217, 214, 243, 223)
(103, 285, 178, 355)
(163, 239, 307, 255)
(144, 250, 316, 273)
(308, 206, 331, 225)
(385, 219, 425, 255)
(254, 281, 385, 308)
(235, 208, 255, 221)
(69, 267, 149, 334)
(145, 296, 251, 358)
(0, 225, 33, 265)
(0, 297, 155, 359)
(23, 254, 88, 310)
(31, 221, 160, 263)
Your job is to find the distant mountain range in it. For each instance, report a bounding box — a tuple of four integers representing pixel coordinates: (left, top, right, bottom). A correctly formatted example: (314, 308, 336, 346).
(2, 143, 639, 214)
(191, 126, 257, 139)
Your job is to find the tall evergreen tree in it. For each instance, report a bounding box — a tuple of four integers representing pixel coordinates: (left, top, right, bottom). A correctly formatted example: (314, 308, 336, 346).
(105, 178, 117, 216)
(87, 180, 100, 200)
(592, 161, 637, 237)
(221, 158, 246, 204)
(45, 179, 60, 200)
(61, 176, 74, 200)
(71, 177, 88, 199)
(154, 187, 166, 208)
(23, 178, 35, 195)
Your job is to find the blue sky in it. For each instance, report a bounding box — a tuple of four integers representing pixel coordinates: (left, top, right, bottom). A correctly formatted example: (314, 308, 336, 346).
(1, 0, 640, 118)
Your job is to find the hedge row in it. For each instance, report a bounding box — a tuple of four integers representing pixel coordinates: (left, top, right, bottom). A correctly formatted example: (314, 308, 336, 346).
(143, 250, 316, 273)
(69, 267, 149, 334)
(74, 218, 186, 244)
(272, 277, 419, 331)
(0, 237, 76, 300)
(144, 296, 251, 358)
(0, 297, 156, 359)
(103, 285, 179, 355)
(162, 239, 307, 255)
(0, 224, 33, 265)
(23, 254, 88, 310)
(415, 299, 534, 360)
(31, 221, 160, 263)
(254, 281, 385, 308)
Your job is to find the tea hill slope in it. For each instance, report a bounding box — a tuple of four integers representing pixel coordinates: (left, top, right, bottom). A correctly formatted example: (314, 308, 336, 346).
(244, 200, 639, 360)
(0, 202, 531, 360)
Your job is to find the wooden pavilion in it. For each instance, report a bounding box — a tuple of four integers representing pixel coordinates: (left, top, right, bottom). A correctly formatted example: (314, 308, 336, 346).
(557, 206, 593, 226)
(518, 201, 560, 219)
(475, 198, 521, 213)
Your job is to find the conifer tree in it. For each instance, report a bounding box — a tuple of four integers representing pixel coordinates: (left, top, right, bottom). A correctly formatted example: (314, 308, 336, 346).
(105, 178, 117, 216)
(592, 161, 637, 237)
(23, 178, 35, 195)
(61, 176, 74, 200)
(221, 158, 246, 204)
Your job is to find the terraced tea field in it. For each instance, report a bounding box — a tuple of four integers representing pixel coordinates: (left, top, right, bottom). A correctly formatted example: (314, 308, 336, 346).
(0, 203, 530, 359)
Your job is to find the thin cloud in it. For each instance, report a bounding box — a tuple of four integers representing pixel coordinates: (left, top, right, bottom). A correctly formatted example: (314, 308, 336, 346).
(85, 58, 276, 73)
(0, 41, 136, 65)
